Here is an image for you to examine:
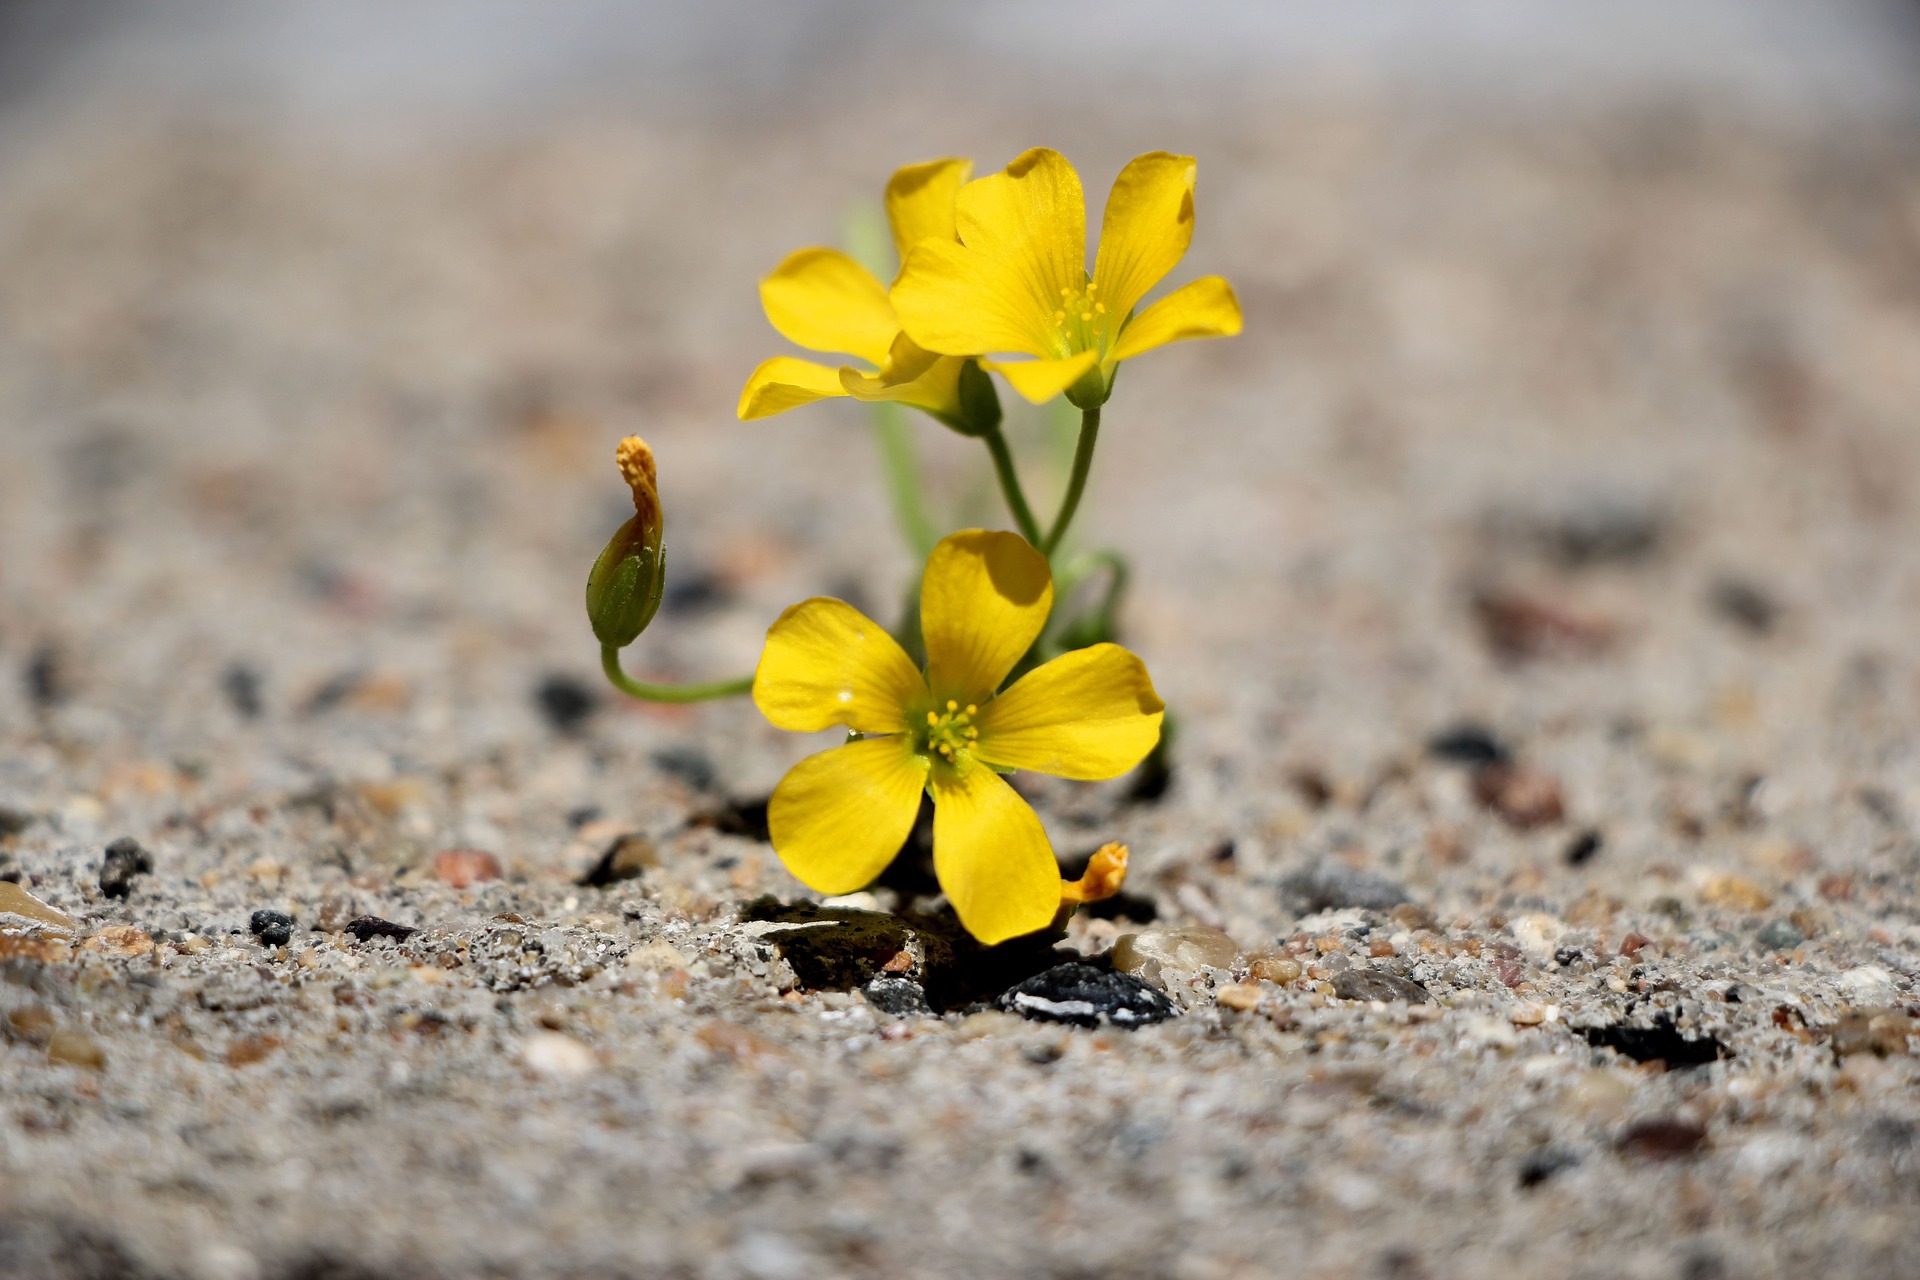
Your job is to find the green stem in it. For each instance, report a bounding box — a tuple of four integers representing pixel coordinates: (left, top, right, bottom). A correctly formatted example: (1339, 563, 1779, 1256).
(1042, 406, 1101, 556)
(980, 422, 1043, 546)
(601, 645, 753, 703)
(870, 402, 938, 560)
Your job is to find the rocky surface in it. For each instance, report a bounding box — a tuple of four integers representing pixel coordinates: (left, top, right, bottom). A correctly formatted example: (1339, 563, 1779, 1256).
(3, 9, 1920, 1279)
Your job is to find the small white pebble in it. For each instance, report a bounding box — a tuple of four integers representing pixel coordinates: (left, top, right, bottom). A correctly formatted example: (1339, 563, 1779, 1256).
(522, 1032, 598, 1079)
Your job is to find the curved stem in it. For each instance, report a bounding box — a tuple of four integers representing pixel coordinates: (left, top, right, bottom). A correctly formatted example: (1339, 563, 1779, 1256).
(980, 422, 1043, 546)
(601, 645, 753, 704)
(1042, 406, 1101, 557)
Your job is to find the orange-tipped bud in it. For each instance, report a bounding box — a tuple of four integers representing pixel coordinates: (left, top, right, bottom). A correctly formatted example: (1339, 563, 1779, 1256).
(587, 437, 666, 648)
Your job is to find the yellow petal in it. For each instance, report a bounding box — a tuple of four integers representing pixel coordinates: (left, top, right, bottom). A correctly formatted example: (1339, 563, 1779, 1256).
(738, 356, 848, 420)
(885, 157, 972, 265)
(1110, 276, 1243, 363)
(920, 530, 1052, 705)
(769, 737, 929, 895)
(840, 335, 965, 418)
(982, 351, 1099, 405)
(1093, 152, 1197, 319)
(754, 598, 928, 734)
(759, 248, 897, 366)
(930, 760, 1061, 944)
(973, 643, 1164, 780)
(892, 148, 1086, 360)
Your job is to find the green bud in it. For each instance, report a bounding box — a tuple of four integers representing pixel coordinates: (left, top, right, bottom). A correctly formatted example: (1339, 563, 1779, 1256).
(586, 515, 665, 648)
(588, 436, 667, 648)
(952, 358, 1003, 436)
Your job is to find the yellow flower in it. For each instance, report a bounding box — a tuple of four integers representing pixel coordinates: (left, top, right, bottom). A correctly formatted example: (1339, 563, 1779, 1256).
(738, 158, 979, 425)
(753, 531, 1164, 944)
(891, 148, 1243, 407)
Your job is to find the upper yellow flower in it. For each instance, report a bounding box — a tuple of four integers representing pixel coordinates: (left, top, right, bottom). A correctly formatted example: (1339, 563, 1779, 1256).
(892, 148, 1243, 407)
(739, 158, 979, 425)
(753, 530, 1164, 944)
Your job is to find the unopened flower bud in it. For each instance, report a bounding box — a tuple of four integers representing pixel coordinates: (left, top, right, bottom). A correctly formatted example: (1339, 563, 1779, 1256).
(586, 437, 666, 648)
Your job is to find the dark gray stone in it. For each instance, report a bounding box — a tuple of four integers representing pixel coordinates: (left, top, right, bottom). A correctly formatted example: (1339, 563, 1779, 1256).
(248, 909, 294, 947)
(862, 976, 932, 1017)
(98, 837, 153, 899)
(1330, 969, 1431, 1003)
(1282, 861, 1411, 913)
(997, 963, 1176, 1029)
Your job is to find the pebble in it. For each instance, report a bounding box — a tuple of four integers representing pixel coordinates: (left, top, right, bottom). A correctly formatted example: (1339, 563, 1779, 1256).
(1754, 919, 1804, 951)
(1110, 925, 1239, 979)
(1511, 913, 1568, 963)
(249, 910, 296, 947)
(862, 976, 932, 1017)
(82, 925, 154, 957)
(1508, 1002, 1557, 1026)
(1214, 984, 1263, 1012)
(1460, 1015, 1518, 1049)
(1427, 724, 1511, 767)
(1830, 1009, 1911, 1058)
(1329, 969, 1430, 1003)
(626, 940, 690, 971)
(997, 963, 1176, 1029)
(1617, 1117, 1707, 1161)
(521, 1031, 598, 1078)
(534, 673, 599, 735)
(45, 1027, 106, 1070)
(1563, 829, 1603, 866)
(1472, 589, 1615, 661)
(1248, 956, 1303, 985)
(1838, 965, 1897, 1001)
(98, 836, 154, 899)
(1567, 1069, 1635, 1121)
(345, 916, 418, 943)
(0, 882, 77, 933)
(1471, 763, 1565, 829)
(1281, 861, 1410, 913)
(7, 1005, 55, 1044)
(1701, 874, 1772, 913)
(578, 834, 659, 887)
(433, 848, 503, 889)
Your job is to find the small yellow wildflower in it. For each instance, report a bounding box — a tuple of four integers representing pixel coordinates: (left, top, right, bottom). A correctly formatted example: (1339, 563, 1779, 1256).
(753, 531, 1164, 944)
(739, 158, 978, 424)
(891, 148, 1243, 407)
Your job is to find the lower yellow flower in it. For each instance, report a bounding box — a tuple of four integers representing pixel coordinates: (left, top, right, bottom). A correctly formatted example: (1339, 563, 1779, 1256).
(753, 531, 1164, 944)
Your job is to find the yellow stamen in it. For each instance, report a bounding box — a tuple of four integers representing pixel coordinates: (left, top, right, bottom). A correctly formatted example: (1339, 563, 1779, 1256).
(1060, 843, 1129, 905)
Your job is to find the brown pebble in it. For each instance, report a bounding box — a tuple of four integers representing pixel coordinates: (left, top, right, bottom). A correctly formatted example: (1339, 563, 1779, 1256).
(226, 1035, 282, 1068)
(1248, 956, 1303, 985)
(578, 834, 660, 887)
(1817, 875, 1854, 902)
(1564, 890, 1619, 927)
(314, 894, 359, 933)
(1472, 764, 1565, 829)
(1390, 903, 1438, 932)
(1215, 984, 1263, 1012)
(0, 935, 71, 963)
(1831, 1009, 1912, 1058)
(1368, 939, 1396, 958)
(1617, 1117, 1707, 1160)
(1701, 874, 1772, 913)
(1619, 932, 1654, 958)
(1473, 589, 1615, 661)
(45, 1027, 105, 1070)
(7, 1005, 56, 1044)
(433, 848, 503, 890)
(82, 925, 155, 958)
(1110, 926, 1239, 977)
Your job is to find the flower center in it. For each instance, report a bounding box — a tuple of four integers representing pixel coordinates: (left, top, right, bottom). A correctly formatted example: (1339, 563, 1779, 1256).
(921, 699, 980, 763)
(1050, 279, 1112, 358)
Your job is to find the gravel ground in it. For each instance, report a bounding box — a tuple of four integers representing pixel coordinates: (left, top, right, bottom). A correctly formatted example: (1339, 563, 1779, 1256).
(4, 13, 1920, 1279)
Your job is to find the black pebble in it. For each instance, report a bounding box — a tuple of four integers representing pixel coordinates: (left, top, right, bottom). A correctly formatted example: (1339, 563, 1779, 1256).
(997, 962, 1176, 1029)
(663, 569, 731, 613)
(652, 746, 717, 792)
(1427, 724, 1511, 767)
(221, 662, 264, 719)
(1563, 828, 1603, 866)
(25, 644, 66, 709)
(249, 909, 295, 947)
(1518, 1145, 1581, 1188)
(1708, 575, 1779, 634)
(344, 915, 418, 943)
(535, 673, 599, 735)
(862, 976, 932, 1017)
(0, 807, 32, 838)
(98, 837, 154, 899)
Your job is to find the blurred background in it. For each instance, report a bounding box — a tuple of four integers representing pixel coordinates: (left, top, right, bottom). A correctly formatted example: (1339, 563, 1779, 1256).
(2, 0, 1918, 857)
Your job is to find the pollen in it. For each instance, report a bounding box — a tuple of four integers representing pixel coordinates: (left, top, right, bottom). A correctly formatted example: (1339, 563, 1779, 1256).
(921, 700, 982, 763)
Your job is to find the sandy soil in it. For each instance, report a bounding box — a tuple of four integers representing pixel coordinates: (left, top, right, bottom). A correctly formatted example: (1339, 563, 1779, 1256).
(4, 26, 1920, 1279)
